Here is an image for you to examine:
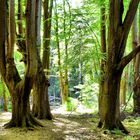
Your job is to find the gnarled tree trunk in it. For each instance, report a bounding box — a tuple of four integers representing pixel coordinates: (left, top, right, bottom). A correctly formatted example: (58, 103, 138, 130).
(0, 0, 42, 128)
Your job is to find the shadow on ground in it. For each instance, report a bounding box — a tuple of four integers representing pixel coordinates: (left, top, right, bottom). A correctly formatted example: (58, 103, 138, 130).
(0, 108, 140, 140)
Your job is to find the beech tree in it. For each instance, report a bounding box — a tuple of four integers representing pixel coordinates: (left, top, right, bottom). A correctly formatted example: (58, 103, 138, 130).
(0, 0, 42, 127)
(98, 0, 140, 133)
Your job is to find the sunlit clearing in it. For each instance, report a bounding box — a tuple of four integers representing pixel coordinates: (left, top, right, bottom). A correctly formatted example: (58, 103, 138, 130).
(71, 0, 83, 8)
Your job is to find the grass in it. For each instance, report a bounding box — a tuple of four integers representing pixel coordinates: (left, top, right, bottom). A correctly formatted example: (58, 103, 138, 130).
(1, 107, 140, 140)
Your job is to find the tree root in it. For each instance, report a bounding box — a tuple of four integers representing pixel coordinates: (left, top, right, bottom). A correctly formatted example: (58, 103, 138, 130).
(4, 120, 16, 128)
(98, 120, 129, 134)
(3, 113, 43, 129)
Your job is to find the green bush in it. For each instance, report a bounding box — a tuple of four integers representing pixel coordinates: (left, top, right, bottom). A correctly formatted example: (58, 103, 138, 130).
(66, 97, 78, 111)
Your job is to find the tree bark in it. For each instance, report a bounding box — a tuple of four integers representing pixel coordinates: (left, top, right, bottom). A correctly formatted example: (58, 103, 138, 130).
(98, 1, 106, 122)
(0, 0, 42, 128)
(32, 0, 52, 119)
(98, 0, 140, 133)
(2, 79, 8, 112)
(133, 8, 140, 114)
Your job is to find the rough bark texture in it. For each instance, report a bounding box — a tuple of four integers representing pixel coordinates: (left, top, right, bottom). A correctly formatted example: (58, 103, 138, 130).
(42, 0, 53, 69)
(99, 1, 106, 118)
(133, 9, 140, 114)
(0, 0, 42, 128)
(32, 0, 52, 119)
(32, 60, 52, 119)
(98, 0, 140, 133)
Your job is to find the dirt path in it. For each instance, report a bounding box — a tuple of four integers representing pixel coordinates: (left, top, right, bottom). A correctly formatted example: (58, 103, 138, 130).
(0, 110, 98, 140)
(0, 108, 140, 140)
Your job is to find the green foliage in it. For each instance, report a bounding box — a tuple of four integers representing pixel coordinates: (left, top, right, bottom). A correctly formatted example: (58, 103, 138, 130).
(74, 83, 99, 110)
(123, 136, 135, 140)
(0, 82, 3, 97)
(111, 129, 125, 136)
(65, 97, 78, 111)
(14, 49, 25, 77)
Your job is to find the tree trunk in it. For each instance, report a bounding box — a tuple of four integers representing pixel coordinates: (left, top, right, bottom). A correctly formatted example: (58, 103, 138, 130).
(5, 79, 41, 128)
(101, 70, 127, 130)
(63, 0, 69, 104)
(2, 80, 8, 112)
(120, 72, 127, 105)
(32, 60, 52, 119)
(54, 0, 66, 104)
(133, 9, 140, 114)
(98, 1, 106, 121)
(98, 0, 140, 134)
(54, 0, 71, 105)
(0, 0, 42, 128)
(32, 0, 52, 119)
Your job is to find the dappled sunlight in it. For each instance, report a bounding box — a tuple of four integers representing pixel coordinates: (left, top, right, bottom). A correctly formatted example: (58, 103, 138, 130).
(1, 108, 140, 139)
(0, 112, 11, 120)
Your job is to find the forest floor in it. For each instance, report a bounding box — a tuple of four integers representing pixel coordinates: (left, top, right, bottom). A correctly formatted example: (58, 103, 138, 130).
(0, 106, 140, 140)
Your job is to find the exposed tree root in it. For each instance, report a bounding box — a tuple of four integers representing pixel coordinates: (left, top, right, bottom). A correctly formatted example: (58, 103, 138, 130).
(4, 120, 16, 128)
(98, 120, 129, 134)
(4, 113, 43, 129)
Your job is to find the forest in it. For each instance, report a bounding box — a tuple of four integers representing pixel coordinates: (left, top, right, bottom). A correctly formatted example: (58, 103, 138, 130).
(0, 0, 140, 139)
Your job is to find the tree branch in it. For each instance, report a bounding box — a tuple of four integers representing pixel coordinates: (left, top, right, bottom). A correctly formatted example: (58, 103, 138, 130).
(117, 44, 140, 70)
(123, 0, 139, 37)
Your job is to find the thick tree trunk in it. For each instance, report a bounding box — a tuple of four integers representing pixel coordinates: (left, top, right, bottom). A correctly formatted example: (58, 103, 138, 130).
(32, 60, 52, 119)
(99, 70, 128, 133)
(98, 0, 140, 134)
(3, 0, 43, 128)
(4, 79, 42, 128)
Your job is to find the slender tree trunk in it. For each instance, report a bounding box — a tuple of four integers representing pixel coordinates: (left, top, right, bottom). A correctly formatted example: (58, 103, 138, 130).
(32, 0, 52, 119)
(54, 0, 71, 105)
(133, 9, 140, 114)
(63, 0, 69, 104)
(54, 0, 66, 104)
(98, 1, 106, 125)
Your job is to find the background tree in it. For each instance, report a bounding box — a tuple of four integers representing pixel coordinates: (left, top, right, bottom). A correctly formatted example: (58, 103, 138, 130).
(54, 0, 68, 105)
